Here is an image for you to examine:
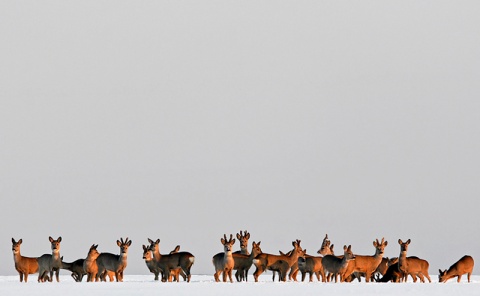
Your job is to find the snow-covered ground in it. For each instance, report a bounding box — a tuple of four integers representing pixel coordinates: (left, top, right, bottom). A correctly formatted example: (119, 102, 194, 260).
(1, 274, 479, 296)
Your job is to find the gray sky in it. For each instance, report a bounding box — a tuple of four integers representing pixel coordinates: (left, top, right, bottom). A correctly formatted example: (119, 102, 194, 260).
(1, 1, 480, 277)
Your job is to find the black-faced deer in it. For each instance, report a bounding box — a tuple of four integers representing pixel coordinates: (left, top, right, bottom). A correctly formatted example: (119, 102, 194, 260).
(148, 238, 195, 282)
(321, 245, 355, 283)
(252, 239, 304, 282)
(398, 239, 431, 283)
(230, 241, 262, 282)
(343, 238, 388, 283)
(12, 238, 39, 282)
(37, 236, 62, 282)
(438, 255, 474, 283)
(96, 237, 132, 282)
(61, 258, 86, 282)
(213, 234, 236, 283)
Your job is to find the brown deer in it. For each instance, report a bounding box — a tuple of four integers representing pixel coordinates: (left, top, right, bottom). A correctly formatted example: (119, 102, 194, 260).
(322, 245, 355, 282)
(37, 236, 62, 282)
(12, 238, 39, 282)
(398, 239, 431, 283)
(252, 239, 303, 282)
(298, 237, 335, 282)
(343, 238, 388, 282)
(83, 244, 100, 282)
(231, 241, 262, 282)
(213, 234, 236, 282)
(143, 243, 184, 281)
(148, 238, 195, 282)
(96, 237, 132, 282)
(438, 255, 474, 283)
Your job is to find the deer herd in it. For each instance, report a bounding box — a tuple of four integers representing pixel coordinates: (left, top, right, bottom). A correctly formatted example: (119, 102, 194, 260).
(11, 231, 475, 284)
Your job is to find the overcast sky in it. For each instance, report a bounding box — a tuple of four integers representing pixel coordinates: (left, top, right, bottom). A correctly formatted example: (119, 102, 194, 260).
(1, 1, 480, 277)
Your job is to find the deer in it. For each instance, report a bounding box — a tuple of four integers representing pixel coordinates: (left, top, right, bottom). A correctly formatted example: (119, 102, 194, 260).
(321, 245, 355, 282)
(438, 255, 474, 283)
(252, 239, 304, 282)
(342, 238, 388, 283)
(61, 258, 86, 282)
(11, 238, 39, 282)
(233, 230, 250, 281)
(398, 239, 431, 283)
(148, 238, 195, 282)
(96, 237, 132, 282)
(83, 244, 100, 282)
(143, 243, 184, 281)
(37, 236, 62, 282)
(231, 241, 262, 282)
(375, 258, 403, 283)
(213, 234, 236, 282)
(298, 236, 335, 282)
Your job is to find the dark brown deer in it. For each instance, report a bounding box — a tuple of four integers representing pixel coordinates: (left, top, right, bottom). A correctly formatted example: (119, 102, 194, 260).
(439, 255, 474, 283)
(143, 242, 185, 281)
(233, 230, 250, 281)
(148, 238, 195, 282)
(37, 236, 62, 282)
(96, 237, 132, 282)
(375, 258, 403, 283)
(322, 245, 355, 282)
(61, 258, 86, 282)
(398, 239, 431, 283)
(343, 238, 388, 282)
(12, 238, 39, 282)
(252, 240, 303, 282)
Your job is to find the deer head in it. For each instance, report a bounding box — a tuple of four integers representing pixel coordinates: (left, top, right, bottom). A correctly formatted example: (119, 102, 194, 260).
(49, 236, 62, 254)
(117, 237, 132, 257)
(236, 230, 250, 251)
(221, 234, 235, 253)
(398, 239, 411, 253)
(373, 237, 388, 255)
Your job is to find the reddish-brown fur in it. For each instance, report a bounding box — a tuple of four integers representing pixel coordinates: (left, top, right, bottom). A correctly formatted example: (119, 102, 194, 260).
(439, 255, 474, 283)
(11, 238, 39, 283)
(398, 239, 431, 283)
(343, 238, 388, 282)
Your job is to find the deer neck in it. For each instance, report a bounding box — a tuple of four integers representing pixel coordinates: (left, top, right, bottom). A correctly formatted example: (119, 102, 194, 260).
(13, 251, 21, 263)
(398, 251, 408, 270)
(152, 248, 161, 262)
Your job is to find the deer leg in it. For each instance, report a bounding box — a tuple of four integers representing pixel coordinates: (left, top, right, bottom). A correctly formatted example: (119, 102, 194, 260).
(467, 272, 471, 283)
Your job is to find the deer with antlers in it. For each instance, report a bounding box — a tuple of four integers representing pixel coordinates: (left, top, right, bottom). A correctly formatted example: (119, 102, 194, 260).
(213, 234, 236, 282)
(96, 237, 132, 282)
(343, 238, 388, 283)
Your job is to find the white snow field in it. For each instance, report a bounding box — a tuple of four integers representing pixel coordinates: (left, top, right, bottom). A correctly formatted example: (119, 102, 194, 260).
(1, 274, 479, 296)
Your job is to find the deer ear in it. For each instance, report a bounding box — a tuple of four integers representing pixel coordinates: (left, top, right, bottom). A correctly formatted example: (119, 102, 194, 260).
(246, 233, 250, 239)
(12, 238, 15, 244)
(384, 241, 388, 246)
(373, 241, 377, 247)
(237, 233, 241, 240)
(49, 236, 54, 243)
(58, 237, 62, 242)
(148, 238, 153, 244)
(156, 239, 160, 244)
(221, 238, 225, 245)
(258, 241, 261, 245)
(128, 240, 132, 246)
(398, 239, 402, 244)
(343, 245, 347, 251)
(117, 240, 121, 247)
(406, 239, 411, 244)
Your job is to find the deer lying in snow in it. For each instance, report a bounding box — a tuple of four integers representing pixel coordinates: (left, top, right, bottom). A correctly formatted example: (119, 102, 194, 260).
(438, 255, 474, 283)
(398, 239, 431, 283)
(12, 238, 39, 282)
(37, 236, 63, 282)
(343, 238, 388, 283)
(322, 245, 355, 282)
